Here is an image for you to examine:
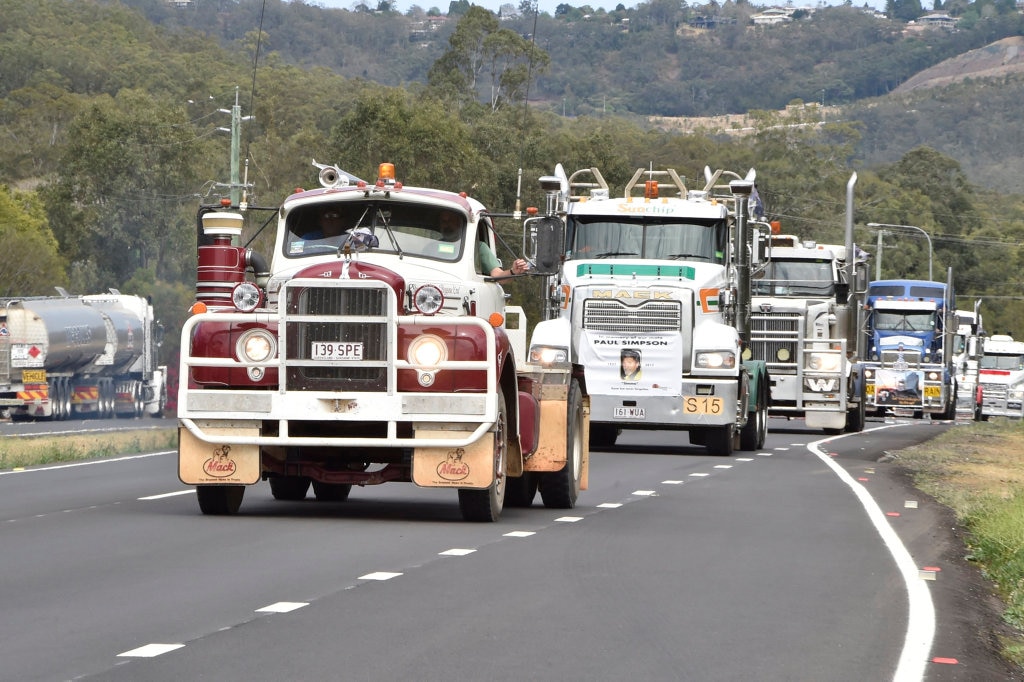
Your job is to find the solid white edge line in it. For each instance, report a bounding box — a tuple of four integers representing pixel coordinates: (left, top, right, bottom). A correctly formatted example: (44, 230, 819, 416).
(809, 425, 935, 682)
(0, 450, 173, 476)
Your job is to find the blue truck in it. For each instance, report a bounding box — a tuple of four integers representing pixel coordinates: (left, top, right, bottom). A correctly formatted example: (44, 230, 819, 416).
(862, 277, 957, 419)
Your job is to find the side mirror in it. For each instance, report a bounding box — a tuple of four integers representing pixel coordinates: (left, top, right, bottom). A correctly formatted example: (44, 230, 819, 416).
(835, 281, 849, 302)
(531, 216, 564, 275)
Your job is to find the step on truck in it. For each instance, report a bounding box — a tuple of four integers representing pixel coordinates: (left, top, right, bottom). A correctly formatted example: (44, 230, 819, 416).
(862, 274, 958, 420)
(747, 174, 869, 434)
(177, 162, 587, 521)
(523, 165, 770, 455)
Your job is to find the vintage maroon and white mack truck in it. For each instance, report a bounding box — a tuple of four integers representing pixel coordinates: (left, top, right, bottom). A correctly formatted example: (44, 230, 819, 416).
(177, 162, 587, 521)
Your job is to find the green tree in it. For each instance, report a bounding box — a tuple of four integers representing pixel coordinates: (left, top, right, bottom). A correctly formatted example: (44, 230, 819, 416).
(0, 186, 67, 296)
(45, 90, 203, 286)
(428, 6, 548, 111)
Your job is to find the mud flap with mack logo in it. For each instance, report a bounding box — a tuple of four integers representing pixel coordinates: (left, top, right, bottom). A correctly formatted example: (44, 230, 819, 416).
(179, 424, 261, 485)
(412, 428, 496, 489)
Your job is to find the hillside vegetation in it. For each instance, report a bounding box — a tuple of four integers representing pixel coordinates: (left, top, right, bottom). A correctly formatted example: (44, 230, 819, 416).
(2, 0, 1024, 348)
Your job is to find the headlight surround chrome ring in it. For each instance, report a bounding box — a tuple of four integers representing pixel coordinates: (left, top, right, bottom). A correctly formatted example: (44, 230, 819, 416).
(236, 328, 277, 364)
(412, 284, 444, 315)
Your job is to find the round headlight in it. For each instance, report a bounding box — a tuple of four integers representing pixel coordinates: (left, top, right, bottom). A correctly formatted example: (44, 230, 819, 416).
(236, 329, 277, 363)
(413, 285, 444, 315)
(776, 348, 791, 362)
(530, 345, 568, 365)
(808, 353, 841, 372)
(232, 282, 263, 312)
(408, 334, 447, 368)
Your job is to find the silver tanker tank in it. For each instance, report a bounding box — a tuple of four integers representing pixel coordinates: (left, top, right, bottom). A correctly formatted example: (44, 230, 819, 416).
(0, 298, 109, 376)
(81, 296, 147, 375)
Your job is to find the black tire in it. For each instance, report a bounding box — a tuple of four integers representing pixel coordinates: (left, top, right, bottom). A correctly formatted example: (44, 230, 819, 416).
(589, 423, 619, 447)
(846, 396, 866, 433)
(311, 481, 352, 502)
(937, 388, 957, 421)
(134, 380, 145, 418)
(705, 425, 734, 456)
(505, 472, 538, 508)
(458, 391, 508, 522)
(269, 476, 311, 501)
(539, 378, 584, 509)
(196, 485, 244, 515)
(739, 378, 767, 451)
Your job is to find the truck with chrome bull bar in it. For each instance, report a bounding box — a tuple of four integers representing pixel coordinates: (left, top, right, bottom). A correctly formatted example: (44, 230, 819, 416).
(177, 162, 587, 521)
(747, 174, 868, 434)
(978, 334, 1024, 419)
(862, 275, 957, 419)
(523, 165, 770, 455)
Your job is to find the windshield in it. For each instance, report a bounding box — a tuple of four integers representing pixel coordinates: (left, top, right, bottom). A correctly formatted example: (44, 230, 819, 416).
(568, 216, 726, 263)
(284, 201, 465, 262)
(980, 354, 1024, 370)
(752, 258, 835, 296)
(873, 310, 936, 332)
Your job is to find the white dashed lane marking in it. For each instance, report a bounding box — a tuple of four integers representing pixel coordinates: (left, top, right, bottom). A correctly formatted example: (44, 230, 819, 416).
(256, 602, 308, 613)
(118, 643, 184, 658)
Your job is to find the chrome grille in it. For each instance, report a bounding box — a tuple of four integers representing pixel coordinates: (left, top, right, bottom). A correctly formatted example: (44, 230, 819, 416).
(981, 382, 1008, 399)
(881, 349, 922, 367)
(749, 311, 801, 370)
(286, 285, 389, 390)
(583, 300, 681, 333)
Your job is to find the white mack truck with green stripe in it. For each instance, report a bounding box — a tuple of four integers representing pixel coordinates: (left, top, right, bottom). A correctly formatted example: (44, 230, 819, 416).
(523, 165, 770, 455)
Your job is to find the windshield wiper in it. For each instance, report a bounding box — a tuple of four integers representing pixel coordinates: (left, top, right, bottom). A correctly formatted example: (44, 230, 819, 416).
(594, 251, 638, 258)
(666, 253, 710, 261)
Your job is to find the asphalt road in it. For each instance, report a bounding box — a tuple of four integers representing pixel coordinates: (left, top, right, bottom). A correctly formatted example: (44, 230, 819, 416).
(0, 416, 1015, 681)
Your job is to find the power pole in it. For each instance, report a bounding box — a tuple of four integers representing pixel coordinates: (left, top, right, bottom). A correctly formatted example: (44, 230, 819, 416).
(217, 87, 254, 209)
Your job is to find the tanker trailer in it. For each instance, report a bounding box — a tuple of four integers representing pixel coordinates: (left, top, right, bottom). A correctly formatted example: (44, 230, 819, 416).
(0, 293, 166, 420)
(80, 293, 166, 418)
(0, 297, 108, 420)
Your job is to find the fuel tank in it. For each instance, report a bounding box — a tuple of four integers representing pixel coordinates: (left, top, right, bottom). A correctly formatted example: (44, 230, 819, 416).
(0, 296, 147, 377)
(1, 298, 108, 372)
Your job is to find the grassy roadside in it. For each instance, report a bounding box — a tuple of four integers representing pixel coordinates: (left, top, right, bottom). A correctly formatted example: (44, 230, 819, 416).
(0, 427, 176, 470)
(894, 418, 1024, 667)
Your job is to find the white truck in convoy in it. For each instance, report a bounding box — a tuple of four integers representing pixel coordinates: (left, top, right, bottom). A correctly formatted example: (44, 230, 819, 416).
(524, 165, 770, 455)
(0, 291, 166, 420)
(952, 304, 984, 420)
(177, 162, 587, 520)
(978, 334, 1024, 419)
(747, 178, 869, 434)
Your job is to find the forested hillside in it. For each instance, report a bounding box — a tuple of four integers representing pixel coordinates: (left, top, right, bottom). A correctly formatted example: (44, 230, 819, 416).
(2, 0, 1024, 356)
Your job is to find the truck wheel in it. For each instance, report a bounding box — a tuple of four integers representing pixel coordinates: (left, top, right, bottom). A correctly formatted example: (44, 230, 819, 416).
(269, 476, 311, 501)
(505, 473, 537, 507)
(705, 425, 734, 456)
(312, 481, 352, 502)
(458, 391, 507, 522)
(845, 396, 866, 433)
(133, 381, 145, 418)
(937, 389, 957, 421)
(539, 378, 583, 509)
(589, 424, 619, 447)
(739, 382, 767, 451)
(196, 485, 244, 515)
